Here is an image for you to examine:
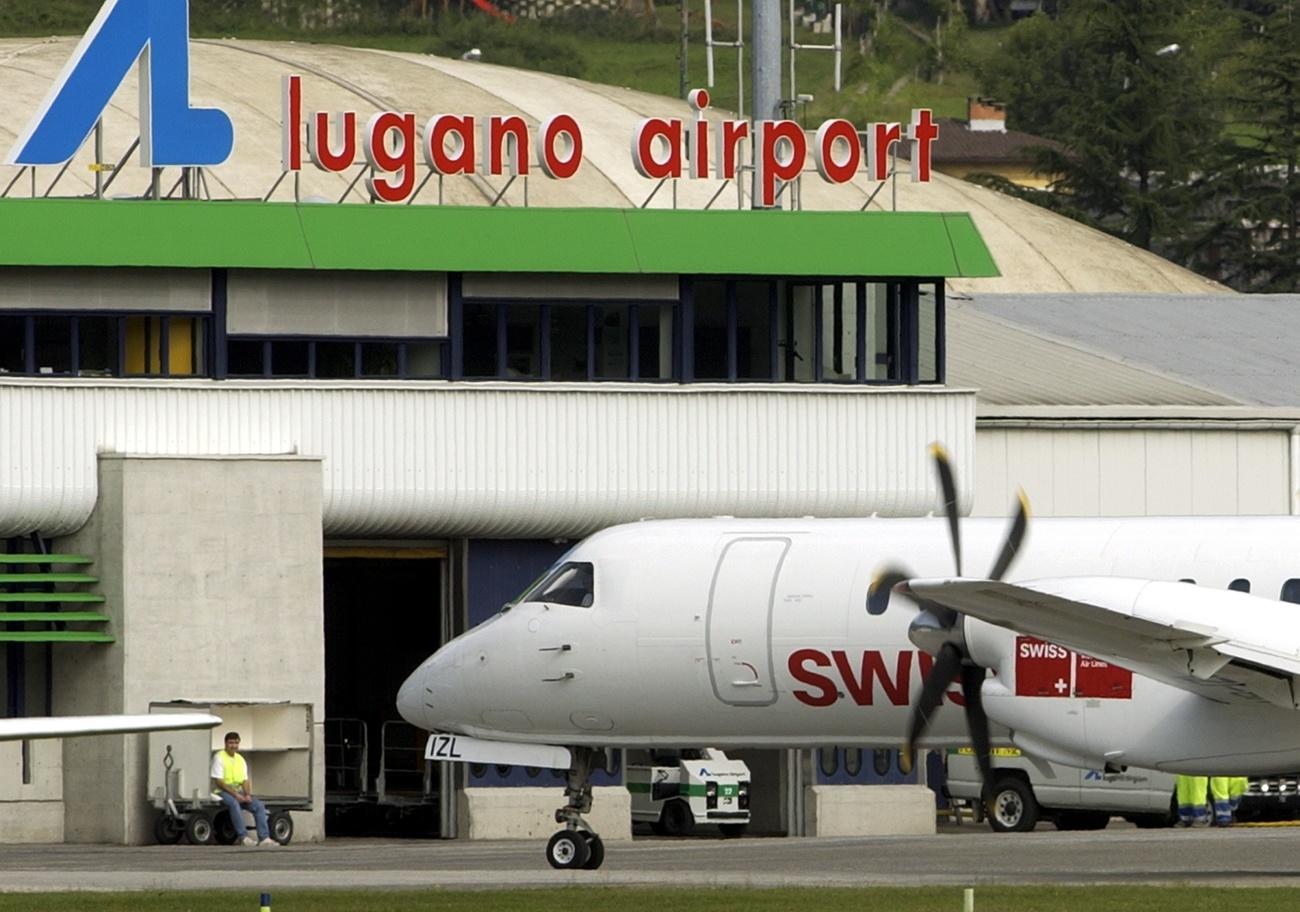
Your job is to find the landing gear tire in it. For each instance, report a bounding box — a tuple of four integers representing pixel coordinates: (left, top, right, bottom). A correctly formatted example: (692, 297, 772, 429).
(987, 776, 1038, 833)
(659, 799, 695, 837)
(154, 813, 184, 845)
(581, 831, 605, 869)
(718, 823, 747, 838)
(184, 812, 214, 846)
(270, 811, 294, 845)
(546, 829, 591, 869)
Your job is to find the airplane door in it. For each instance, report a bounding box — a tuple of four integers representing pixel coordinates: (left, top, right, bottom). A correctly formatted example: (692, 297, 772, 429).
(707, 537, 790, 706)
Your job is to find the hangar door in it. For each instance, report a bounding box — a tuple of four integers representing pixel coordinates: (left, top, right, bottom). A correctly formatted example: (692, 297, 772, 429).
(707, 538, 789, 706)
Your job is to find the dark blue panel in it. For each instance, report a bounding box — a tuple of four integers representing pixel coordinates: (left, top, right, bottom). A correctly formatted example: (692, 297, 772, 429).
(466, 539, 571, 627)
(813, 747, 945, 807)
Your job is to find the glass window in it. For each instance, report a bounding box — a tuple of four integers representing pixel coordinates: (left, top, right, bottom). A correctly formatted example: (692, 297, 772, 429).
(593, 304, 630, 379)
(361, 342, 399, 377)
(270, 340, 310, 377)
(873, 748, 892, 776)
(821, 284, 857, 382)
(505, 304, 541, 378)
(818, 748, 839, 778)
(316, 341, 355, 379)
(124, 315, 161, 375)
(226, 339, 265, 377)
(522, 561, 594, 608)
(1228, 578, 1251, 593)
(865, 282, 893, 381)
(167, 317, 205, 376)
(463, 302, 498, 378)
(844, 748, 863, 777)
(405, 342, 443, 379)
(550, 305, 588, 382)
(735, 281, 772, 380)
(33, 316, 72, 375)
(780, 285, 816, 382)
(692, 280, 728, 381)
(1281, 579, 1300, 604)
(0, 315, 24, 373)
(77, 316, 118, 377)
(637, 303, 674, 380)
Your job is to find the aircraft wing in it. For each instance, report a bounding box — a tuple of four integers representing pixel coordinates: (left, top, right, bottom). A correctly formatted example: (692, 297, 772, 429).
(0, 713, 221, 741)
(905, 576, 1300, 709)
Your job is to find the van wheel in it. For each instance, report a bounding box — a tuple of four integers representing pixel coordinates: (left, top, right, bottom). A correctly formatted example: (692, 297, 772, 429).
(987, 776, 1038, 833)
(659, 799, 695, 837)
(1055, 811, 1110, 831)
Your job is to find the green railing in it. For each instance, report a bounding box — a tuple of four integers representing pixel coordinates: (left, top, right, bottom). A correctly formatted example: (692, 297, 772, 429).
(0, 554, 113, 644)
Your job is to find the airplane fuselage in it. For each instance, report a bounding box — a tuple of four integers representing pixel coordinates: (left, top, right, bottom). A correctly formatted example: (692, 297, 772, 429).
(398, 515, 1300, 774)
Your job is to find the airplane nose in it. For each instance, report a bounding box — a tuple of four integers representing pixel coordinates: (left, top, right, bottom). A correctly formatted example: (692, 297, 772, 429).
(397, 641, 467, 731)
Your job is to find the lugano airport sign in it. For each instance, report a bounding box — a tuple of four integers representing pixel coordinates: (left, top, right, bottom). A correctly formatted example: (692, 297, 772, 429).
(7, 0, 940, 206)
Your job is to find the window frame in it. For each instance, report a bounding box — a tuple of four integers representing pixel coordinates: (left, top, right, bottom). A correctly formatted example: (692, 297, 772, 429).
(221, 335, 448, 380)
(0, 310, 212, 378)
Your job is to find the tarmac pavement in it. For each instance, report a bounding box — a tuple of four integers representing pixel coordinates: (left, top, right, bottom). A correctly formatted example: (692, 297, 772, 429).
(2, 822, 1300, 891)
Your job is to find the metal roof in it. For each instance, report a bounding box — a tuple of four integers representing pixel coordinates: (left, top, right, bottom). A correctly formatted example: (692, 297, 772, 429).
(947, 297, 1239, 407)
(0, 37, 1219, 294)
(965, 293, 1300, 407)
(0, 199, 996, 277)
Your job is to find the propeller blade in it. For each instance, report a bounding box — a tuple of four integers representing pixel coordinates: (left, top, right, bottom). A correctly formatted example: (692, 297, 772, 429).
(960, 663, 994, 799)
(987, 489, 1031, 582)
(867, 565, 914, 615)
(929, 443, 962, 577)
(901, 641, 963, 771)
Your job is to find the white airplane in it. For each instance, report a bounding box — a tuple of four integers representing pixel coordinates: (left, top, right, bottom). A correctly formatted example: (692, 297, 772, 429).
(397, 447, 1300, 870)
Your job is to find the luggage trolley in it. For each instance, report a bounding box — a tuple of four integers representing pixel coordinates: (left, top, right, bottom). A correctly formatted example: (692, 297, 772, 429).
(149, 700, 313, 845)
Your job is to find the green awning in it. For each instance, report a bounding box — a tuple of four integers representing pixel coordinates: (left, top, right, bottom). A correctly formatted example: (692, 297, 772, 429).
(0, 198, 998, 278)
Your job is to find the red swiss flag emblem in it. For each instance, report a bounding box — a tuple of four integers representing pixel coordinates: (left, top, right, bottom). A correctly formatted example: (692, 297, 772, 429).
(1014, 637, 1132, 699)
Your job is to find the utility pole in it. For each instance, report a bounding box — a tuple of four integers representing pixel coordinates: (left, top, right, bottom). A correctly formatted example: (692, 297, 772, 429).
(750, 0, 780, 207)
(680, 0, 690, 99)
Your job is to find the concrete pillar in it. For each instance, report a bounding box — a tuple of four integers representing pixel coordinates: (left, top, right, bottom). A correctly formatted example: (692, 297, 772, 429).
(55, 455, 325, 844)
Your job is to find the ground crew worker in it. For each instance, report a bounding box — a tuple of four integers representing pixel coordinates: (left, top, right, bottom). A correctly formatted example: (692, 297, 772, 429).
(1175, 774, 1209, 826)
(1209, 777, 1233, 826)
(211, 731, 278, 847)
(1229, 776, 1249, 816)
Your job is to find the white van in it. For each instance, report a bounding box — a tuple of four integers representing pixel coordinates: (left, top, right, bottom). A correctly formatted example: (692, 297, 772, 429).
(626, 748, 750, 837)
(945, 748, 1176, 832)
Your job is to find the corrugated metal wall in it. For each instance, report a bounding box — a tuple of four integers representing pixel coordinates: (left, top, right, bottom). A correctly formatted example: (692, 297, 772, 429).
(975, 426, 1294, 517)
(0, 380, 975, 538)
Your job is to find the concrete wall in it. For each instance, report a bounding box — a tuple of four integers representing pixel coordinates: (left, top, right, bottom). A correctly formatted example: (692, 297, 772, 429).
(458, 786, 631, 840)
(54, 455, 325, 845)
(803, 785, 936, 837)
(975, 426, 1293, 517)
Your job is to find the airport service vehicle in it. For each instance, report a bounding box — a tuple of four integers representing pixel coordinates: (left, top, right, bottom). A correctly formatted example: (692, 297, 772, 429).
(945, 748, 1175, 832)
(400, 449, 1300, 870)
(626, 749, 750, 837)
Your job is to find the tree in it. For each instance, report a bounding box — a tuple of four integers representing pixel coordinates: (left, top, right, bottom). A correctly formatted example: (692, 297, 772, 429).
(1188, 2, 1300, 289)
(977, 0, 1231, 253)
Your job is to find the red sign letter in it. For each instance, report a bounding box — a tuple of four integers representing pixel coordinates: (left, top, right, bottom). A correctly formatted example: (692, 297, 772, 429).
(756, 120, 806, 207)
(364, 111, 418, 203)
(425, 114, 476, 176)
(789, 649, 837, 707)
(537, 114, 583, 179)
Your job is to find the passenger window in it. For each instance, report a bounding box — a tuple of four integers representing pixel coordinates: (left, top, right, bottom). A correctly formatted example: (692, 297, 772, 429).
(1178, 578, 1196, 585)
(1229, 579, 1251, 593)
(528, 562, 595, 608)
(1281, 579, 1300, 604)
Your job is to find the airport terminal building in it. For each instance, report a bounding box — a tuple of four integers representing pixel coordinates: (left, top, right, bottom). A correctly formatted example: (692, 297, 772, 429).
(1, 33, 1297, 845)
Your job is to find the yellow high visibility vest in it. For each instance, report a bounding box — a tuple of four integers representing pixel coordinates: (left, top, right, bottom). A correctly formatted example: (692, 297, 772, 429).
(217, 751, 248, 788)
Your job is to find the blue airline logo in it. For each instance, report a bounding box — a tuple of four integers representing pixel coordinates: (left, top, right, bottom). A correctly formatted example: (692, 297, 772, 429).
(7, 0, 234, 167)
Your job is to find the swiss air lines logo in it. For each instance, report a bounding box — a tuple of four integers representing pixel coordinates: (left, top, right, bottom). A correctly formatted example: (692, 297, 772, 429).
(1015, 636, 1132, 699)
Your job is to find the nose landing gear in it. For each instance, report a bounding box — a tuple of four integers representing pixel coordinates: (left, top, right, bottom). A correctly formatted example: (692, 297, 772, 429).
(546, 747, 604, 870)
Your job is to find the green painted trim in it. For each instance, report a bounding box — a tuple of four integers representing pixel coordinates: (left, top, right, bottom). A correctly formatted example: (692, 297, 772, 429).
(626, 782, 651, 793)
(0, 554, 93, 565)
(0, 612, 109, 623)
(0, 592, 105, 603)
(0, 631, 115, 643)
(0, 199, 999, 278)
(0, 573, 97, 584)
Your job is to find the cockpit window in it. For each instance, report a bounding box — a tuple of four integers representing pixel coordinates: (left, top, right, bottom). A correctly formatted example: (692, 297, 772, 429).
(521, 562, 595, 608)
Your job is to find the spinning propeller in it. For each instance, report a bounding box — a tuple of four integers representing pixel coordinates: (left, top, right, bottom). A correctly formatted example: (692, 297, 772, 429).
(867, 443, 1029, 799)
